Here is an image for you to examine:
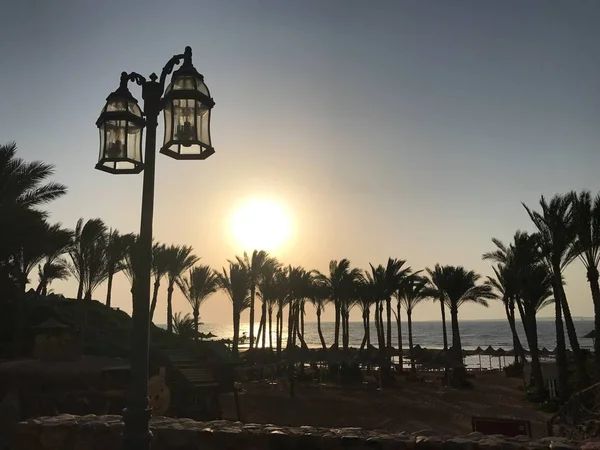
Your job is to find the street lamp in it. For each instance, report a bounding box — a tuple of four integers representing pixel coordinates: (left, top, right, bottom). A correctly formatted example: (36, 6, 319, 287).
(95, 46, 214, 450)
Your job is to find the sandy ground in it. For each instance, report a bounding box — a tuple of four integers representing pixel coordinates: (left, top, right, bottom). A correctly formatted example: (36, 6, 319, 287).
(220, 371, 553, 438)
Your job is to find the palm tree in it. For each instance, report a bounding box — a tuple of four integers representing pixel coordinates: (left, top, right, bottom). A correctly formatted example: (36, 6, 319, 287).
(382, 258, 411, 350)
(217, 262, 250, 354)
(398, 275, 428, 373)
(177, 265, 218, 340)
(274, 268, 289, 355)
(239, 250, 278, 349)
(286, 266, 313, 350)
(149, 242, 169, 321)
(571, 190, 600, 381)
(433, 265, 493, 386)
(367, 264, 388, 351)
(172, 312, 197, 340)
(318, 259, 362, 349)
(69, 218, 107, 300)
(0, 143, 66, 299)
(35, 223, 73, 296)
(357, 275, 376, 351)
(257, 264, 281, 350)
(425, 265, 449, 350)
(524, 194, 589, 391)
(11, 220, 72, 295)
(308, 276, 329, 349)
(104, 229, 134, 307)
(36, 259, 70, 296)
(164, 245, 199, 333)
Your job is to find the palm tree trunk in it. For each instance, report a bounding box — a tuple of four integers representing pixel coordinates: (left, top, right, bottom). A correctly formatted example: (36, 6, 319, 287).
(366, 308, 371, 348)
(286, 301, 294, 349)
(249, 286, 256, 349)
(262, 301, 267, 349)
(386, 297, 392, 349)
(553, 279, 569, 400)
(587, 265, 600, 382)
(193, 308, 199, 341)
(408, 310, 415, 373)
(105, 269, 114, 307)
(233, 309, 240, 355)
(440, 297, 448, 350)
(505, 298, 524, 365)
(526, 312, 544, 391)
(396, 302, 403, 371)
(377, 302, 385, 351)
(333, 299, 341, 348)
(359, 312, 367, 351)
(450, 305, 465, 386)
(374, 303, 381, 348)
(301, 303, 305, 342)
(268, 307, 273, 350)
(76, 279, 83, 300)
(166, 284, 174, 333)
(557, 278, 589, 388)
(317, 307, 326, 349)
(256, 316, 264, 348)
(149, 279, 160, 322)
(277, 301, 283, 355)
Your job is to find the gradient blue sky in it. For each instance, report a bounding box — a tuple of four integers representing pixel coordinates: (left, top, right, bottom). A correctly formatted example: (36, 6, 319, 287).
(1, 1, 599, 324)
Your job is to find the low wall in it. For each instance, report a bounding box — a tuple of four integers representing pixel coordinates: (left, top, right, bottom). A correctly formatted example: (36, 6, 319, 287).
(14, 415, 599, 450)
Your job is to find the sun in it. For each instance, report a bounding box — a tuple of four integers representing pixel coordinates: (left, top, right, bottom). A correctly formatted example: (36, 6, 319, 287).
(231, 198, 292, 252)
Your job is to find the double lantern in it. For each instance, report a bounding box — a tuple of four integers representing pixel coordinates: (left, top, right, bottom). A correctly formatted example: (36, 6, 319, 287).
(95, 47, 215, 174)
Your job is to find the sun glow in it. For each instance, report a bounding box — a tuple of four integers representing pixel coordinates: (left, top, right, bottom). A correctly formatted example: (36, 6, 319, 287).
(231, 198, 292, 252)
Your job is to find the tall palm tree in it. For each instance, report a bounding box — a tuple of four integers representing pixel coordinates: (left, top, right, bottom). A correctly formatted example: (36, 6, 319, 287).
(398, 275, 428, 373)
(524, 194, 589, 391)
(274, 268, 289, 355)
(434, 265, 493, 386)
(425, 264, 449, 350)
(104, 230, 134, 307)
(257, 264, 282, 350)
(69, 218, 108, 300)
(217, 262, 250, 354)
(177, 265, 218, 340)
(149, 242, 170, 321)
(571, 190, 600, 381)
(0, 143, 67, 299)
(318, 259, 362, 349)
(307, 275, 329, 349)
(367, 264, 388, 351)
(239, 250, 278, 349)
(286, 266, 313, 350)
(382, 258, 411, 350)
(357, 273, 377, 351)
(164, 245, 199, 333)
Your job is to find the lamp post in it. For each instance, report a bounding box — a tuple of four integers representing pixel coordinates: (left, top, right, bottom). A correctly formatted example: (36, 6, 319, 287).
(95, 47, 215, 450)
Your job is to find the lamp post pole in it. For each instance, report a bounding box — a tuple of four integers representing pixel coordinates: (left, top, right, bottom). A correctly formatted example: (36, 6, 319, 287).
(96, 47, 215, 450)
(122, 75, 161, 450)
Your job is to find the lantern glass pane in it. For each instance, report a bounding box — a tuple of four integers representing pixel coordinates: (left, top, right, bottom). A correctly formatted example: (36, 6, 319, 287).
(195, 102, 210, 145)
(196, 78, 209, 96)
(126, 123, 143, 163)
(98, 128, 105, 162)
(163, 102, 173, 144)
(172, 75, 195, 91)
(105, 121, 127, 159)
(173, 99, 196, 145)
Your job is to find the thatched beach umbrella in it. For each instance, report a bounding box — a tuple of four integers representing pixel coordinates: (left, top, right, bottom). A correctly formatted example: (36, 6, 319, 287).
(496, 348, 507, 368)
(539, 347, 551, 357)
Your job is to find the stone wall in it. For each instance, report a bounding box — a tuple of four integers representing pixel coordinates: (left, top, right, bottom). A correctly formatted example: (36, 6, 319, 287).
(13, 415, 600, 450)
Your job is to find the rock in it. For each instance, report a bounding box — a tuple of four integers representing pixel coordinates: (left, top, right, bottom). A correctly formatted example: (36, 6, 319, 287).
(412, 429, 439, 438)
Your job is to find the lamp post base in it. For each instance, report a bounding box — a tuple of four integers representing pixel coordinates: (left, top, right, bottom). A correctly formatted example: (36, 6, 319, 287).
(122, 407, 153, 450)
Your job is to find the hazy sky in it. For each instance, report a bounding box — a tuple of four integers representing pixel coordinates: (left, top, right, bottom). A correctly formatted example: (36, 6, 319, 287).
(1, 1, 599, 325)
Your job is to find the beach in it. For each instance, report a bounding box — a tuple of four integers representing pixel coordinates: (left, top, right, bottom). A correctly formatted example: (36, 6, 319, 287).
(221, 371, 553, 437)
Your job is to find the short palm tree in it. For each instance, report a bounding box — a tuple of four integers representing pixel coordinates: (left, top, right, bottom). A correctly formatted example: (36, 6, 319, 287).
(69, 218, 108, 300)
(217, 262, 250, 354)
(164, 245, 198, 333)
(172, 312, 197, 340)
(36, 259, 70, 296)
(177, 265, 218, 340)
(571, 190, 600, 381)
(524, 193, 589, 392)
(35, 222, 73, 296)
